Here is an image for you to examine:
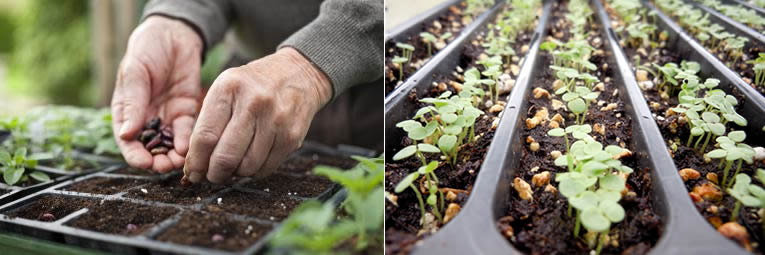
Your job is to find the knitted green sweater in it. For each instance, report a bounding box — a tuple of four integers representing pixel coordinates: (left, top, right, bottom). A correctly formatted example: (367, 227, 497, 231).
(142, 0, 383, 98)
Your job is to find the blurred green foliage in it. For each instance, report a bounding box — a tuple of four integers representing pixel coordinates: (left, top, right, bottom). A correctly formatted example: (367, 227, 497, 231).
(0, 9, 14, 53)
(9, 0, 93, 106)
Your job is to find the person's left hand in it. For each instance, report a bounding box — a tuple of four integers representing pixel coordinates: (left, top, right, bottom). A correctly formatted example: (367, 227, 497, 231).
(183, 47, 332, 184)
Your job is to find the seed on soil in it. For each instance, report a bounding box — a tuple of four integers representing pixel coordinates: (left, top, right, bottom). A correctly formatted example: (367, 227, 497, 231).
(593, 123, 605, 135)
(529, 142, 540, 152)
(718, 222, 751, 251)
(126, 224, 138, 231)
(39, 213, 56, 222)
(489, 104, 504, 113)
(212, 234, 225, 242)
(140, 117, 174, 155)
(550, 150, 562, 159)
(544, 184, 557, 194)
(706, 173, 719, 184)
(533, 87, 550, 99)
(531, 171, 550, 187)
(601, 103, 617, 111)
(443, 203, 461, 223)
(692, 183, 722, 201)
(678, 168, 700, 182)
(513, 177, 533, 202)
(594, 82, 605, 91)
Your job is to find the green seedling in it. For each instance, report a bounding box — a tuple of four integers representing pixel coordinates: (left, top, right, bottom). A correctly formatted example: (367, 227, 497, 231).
(626, 22, 657, 48)
(724, 36, 748, 65)
(478, 56, 504, 104)
(727, 170, 765, 237)
(392, 43, 415, 82)
(0, 147, 50, 186)
(393, 161, 444, 226)
(747, 53, 765, 86)
(706, 131, 755, 188)
(561, 86, 599, 125)
(419, 32, 453, 57)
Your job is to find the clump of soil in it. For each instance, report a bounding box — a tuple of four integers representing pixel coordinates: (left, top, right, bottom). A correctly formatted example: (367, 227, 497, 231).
(63, 177, 148, 195)
(155, 208, 273, 251)
(139, 117, 174, 155)
(241, 173, 334, 198)
(277, 154, 358, 176)
(67, 200, 177, 236)
(125, 177, 225, 205)
(216, 190, 301, 220)
(112, 167, 157, 176)
(496, 1, 662, 254)
(6, 195, 95, 222)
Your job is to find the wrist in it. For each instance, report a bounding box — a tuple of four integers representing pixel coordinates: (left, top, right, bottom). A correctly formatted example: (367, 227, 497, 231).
(277, 47, 333, 107)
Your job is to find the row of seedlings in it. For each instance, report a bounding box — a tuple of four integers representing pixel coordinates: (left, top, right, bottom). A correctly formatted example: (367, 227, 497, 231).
(653, 0, 765, 94)
(698, 0, 765, 34)
(605, 0, 765, 251)
(496, 0, 662, 254)
(384, 0, 494, 95)
(384, 0, 543, 253)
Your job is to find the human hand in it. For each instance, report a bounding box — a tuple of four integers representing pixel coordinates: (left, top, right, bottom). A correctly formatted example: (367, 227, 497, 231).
(184, 47, 332, 184)
(112, 16, 203, 173)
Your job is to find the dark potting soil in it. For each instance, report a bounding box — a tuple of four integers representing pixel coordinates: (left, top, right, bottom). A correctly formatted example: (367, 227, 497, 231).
(277, 153, 359, 176)
(6, 195, 95, 222)
(241, 173, 334, 198)
(112, 167, 159, 176)
(62, 177, 148, 195)
(385, 3, 468, 95)
(0, 189, 10, 196)
(385, 4, 539, 254)
(66, 200, 177, 236)
(611, 2, 765, 252)
(125, 177, 225, 205)
(496, 2, 662, 254)
(155, 209, 273, 251)
(215, 190, 301, 221)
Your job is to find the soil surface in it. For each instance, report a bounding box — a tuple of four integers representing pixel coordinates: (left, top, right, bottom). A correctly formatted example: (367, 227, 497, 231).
(384, 3, 539, 254)
(125, 177, 225, 205)
(241, 173, 334, 198)
(63, 177, 148, 195)
(112, 167, 158, 176)
(496, 2, 662, 254)
(155, 208, 273, 251)
(0, 189, 9, 196)
(385, 3, 468, 95)
(215, 190, 301, 221)
(609, 1, 765, 253)
(67, 200, 177, 236)
(277, 154, 359, 176)
(6, 195, 95, 222)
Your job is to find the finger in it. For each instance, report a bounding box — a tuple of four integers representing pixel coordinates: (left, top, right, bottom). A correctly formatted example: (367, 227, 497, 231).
(112, 107, 152, 169)
(234, 122, 275, 178)
(152, 154, 174, 173)
(167, 149, 185, 169)
(184, 86, 234, 183)
(257, 132, 291, 178)
(206, 105, 258, 184)
(113, 60, 151, 140)
(172, 115, 195, 156)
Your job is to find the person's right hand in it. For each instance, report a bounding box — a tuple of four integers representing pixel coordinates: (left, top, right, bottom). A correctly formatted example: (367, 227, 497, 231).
(111, 16, 203, 173)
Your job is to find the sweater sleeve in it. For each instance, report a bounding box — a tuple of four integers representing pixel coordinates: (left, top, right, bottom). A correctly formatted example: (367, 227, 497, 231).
(279, 0, 384, 99)
(141, 0, 233, 53)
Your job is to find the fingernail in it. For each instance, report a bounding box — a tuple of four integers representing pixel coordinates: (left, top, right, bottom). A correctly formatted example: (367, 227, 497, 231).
(119, 120, 131, 137)
(189, 171, 203, 183)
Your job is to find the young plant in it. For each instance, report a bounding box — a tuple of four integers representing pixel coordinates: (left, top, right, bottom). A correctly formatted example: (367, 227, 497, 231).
(724, 36, 749, 65)
(727, 170, 765, 237)
(394, 161, 444, 225)
(392, 43, 415, 82)
(419, 32, 452, 57)
(706, 131, 756, 188)
(747, 53, 765, 87)
(477, 56, 504, 104)
(561, 86, 599, 125)
(0, 147, 49, 186)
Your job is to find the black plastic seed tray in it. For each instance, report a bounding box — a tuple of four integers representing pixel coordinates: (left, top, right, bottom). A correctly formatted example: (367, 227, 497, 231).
(647, 0, 765, 140)
(385, 1, 534, 160)
(384, 0, 551, 252)
(385, 1, 503, 104)
(687, 0, 765, 53)
(403, 0, 751, 254)
(721, 0, 765, 16)
(0, 172, 71, 206)
(0, 142, 374, 255)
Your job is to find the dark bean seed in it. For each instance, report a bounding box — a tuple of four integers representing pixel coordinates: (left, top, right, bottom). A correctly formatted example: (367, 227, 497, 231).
(139, 130, 157, 143)
(161, 129, 174, 139)
(146, 117, 161, 130)
(162, 139, 174, 148)
(150, 146, 169, 155)
(39, 213, 56, 222)
(146, 135, 162, 149)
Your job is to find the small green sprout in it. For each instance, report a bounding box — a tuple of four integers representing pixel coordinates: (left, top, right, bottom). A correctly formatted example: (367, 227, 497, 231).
(0, 147, 49, 186)
(747, 53, 765, 87)
(419, 32, 452, 57)
(561, 86, 599, 125)
(706, 131, 755, 188)
(392, 43, 415, 82)
(727, 170, 765, 237)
